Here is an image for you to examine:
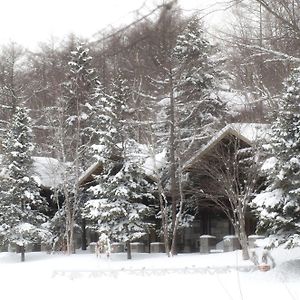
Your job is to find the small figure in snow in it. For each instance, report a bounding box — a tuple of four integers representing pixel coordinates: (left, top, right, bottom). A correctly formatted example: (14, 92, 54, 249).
(250, 248, 276, 271)
(95, 233, 111, 258)
(261, 249, 276, 268)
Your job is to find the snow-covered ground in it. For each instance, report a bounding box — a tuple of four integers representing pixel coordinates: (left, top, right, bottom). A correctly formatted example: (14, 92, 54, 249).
(0, 247, 299, 300)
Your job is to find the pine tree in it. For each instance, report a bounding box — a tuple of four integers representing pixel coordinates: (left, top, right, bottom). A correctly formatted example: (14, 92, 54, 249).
(84, 140, 154, 259)
(90, 81, 123, 163)
(57, 43, 98, 253)
(0, 106, 51, 261)
(90, 71, 134, 163)
(151, 16, 229, 254)
(65, 42, 98, 168)
(85, 77, 154, 259)
(172, 16, 228, 150)
(254, 67, 300, 247)
(110, 73, 133, 140)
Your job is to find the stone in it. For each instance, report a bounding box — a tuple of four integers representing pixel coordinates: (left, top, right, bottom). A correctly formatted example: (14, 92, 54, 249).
(130, 242, 145, 253)
(111, 243, 125, 253)
(150, 242, 165, 253)
(248, 235, 265, 248)
(89, 242, 97, 254)
(223, 235, 240, 252)
(199, 235, 216, 253)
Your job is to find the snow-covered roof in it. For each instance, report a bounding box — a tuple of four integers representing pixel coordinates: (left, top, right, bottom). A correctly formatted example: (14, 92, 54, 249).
(0, 155, 65, 188)
(32, 156, 65, 188)
(229, 123, 269, 142)
(78, 144, 167, 185)
(183, 123, 269, 170)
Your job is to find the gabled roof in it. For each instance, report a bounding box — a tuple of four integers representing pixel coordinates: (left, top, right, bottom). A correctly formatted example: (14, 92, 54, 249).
(183, 123, 269, 170)
(78, 161, 103, 186)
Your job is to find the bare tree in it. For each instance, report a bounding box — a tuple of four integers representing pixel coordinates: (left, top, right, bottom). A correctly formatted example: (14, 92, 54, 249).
(219, 0, 300, 119)
(186, 133, 262, 260)
(0, 42, 25, 130)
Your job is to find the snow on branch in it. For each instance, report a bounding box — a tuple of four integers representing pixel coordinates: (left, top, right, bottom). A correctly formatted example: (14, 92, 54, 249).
(236, 42, 300, 64)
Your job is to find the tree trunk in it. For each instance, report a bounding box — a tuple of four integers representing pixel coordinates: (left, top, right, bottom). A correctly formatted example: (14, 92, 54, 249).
(169, 72, 177, 255)
(126, 241, 132, 260)
(149, 143, 170, 257)
(81, 218, 87, 250)
(158, 190, 170, 257)
(170, 166, 184, 255)
(156, 174, 170, 256)
(20, 245, 25, 262)
(233, 220, 249, 260)
(239, 220, 250, 260)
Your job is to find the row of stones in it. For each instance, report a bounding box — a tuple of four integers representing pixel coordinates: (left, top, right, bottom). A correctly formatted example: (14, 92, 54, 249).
(199, 235, 265, 254)
(3, 235, 265, 254)
(89, 242, 165, 254)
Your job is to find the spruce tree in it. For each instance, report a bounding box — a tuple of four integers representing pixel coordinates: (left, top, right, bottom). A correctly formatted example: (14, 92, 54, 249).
(173, 16, 228, 150)
(85, 79, 154, 259)
(65, 42, 98, 168)
(0, 106, 50, 261)
(84, 144, 154, 259)
(90, 81, 123, 163)
(254, 67, 300, 247)
(55, 43, 98, 253)
(153, 16, 229, 254)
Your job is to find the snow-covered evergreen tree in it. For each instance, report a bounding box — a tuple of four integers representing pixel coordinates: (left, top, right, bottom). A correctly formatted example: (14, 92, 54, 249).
(90, 81, 123, 163)
(84, 140, 154, 259)
(90, 71, 133, 161)
(0, 106, 51, 261)
(64, 42, 97, 168)
(172, 16, 228, 150)
(110, 73, 133, 139)
(54, 43, 98, 254)
(253, 67, 300, 247)
(149, 16, 230, 254)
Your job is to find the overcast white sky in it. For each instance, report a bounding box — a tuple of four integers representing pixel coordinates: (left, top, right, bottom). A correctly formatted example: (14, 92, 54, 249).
(0, 0, 228, 50)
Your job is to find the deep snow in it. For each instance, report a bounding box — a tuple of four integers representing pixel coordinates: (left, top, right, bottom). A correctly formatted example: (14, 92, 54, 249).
(0, 246, 299, 300)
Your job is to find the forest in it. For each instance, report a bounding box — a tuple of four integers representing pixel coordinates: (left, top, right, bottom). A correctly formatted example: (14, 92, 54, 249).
(0, 0, 299, 261)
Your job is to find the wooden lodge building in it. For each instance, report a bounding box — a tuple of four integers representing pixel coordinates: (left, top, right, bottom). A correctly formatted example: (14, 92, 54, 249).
(78, 123, 268, 252)
(0, 123, 268, 253)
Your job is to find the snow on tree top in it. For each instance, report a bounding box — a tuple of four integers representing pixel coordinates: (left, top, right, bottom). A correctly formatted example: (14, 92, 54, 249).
(143, 149, 167, 177)
(261, 157, 278, 172)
